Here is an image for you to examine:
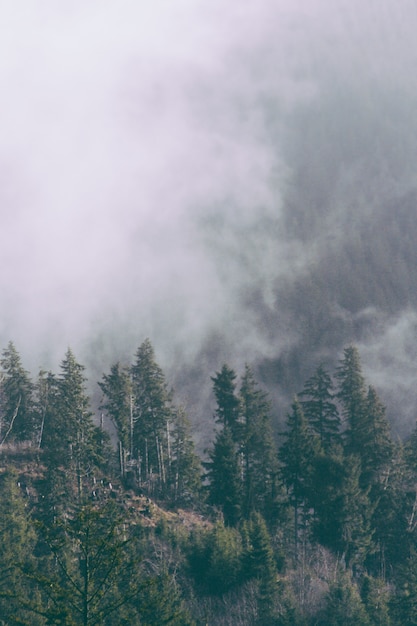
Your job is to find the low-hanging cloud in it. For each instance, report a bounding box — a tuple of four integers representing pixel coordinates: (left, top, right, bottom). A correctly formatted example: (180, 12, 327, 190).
(1, 1, 417, 435)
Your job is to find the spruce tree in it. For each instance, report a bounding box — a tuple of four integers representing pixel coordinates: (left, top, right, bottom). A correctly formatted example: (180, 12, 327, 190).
(300, 364, 341, 451)
(206, 425, 242, 526)
(336, 345, 367, 456)
(211, 364, 240, 438)
(239, 365, 280, 524)
(42, 349, 99, 499)
(279, 398, 319, 560)
(169, 406, 202, 505)
(242, 511, 279, 625)
(130, 339, 173, 492)
(99, 362, 133, 474)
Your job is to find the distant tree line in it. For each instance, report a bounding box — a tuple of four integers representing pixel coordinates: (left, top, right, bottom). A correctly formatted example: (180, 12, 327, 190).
(1, 339, 417, 623)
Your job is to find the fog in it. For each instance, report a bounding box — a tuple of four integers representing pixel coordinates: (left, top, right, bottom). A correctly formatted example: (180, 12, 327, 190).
(1, 1, 417, 435)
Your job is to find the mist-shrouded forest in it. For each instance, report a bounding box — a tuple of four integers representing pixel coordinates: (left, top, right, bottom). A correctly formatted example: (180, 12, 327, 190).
(2, 0, 417, 623)
(1, 337, 417, 624)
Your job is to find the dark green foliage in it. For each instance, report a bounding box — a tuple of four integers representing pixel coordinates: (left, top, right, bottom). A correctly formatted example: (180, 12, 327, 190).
(279, 398, 319, 559)
(206, 425, 242, 526)
(211, 364, 240, 436)
(300, 364, 341, 451)
(131, 339, 173, 491)
(317, 571, 371, 625)
(0, 469, 42, 624)
(0, 342, 36, 443)
(361, 386, 394, 485)
(336, 345, 367, 456)
(133, 569, 195, 626)
(98, 362, 132, 456)
(42, 349, 98, 483)
(186, 522, 243, 595)
(169, 406, 202, 505)
(239, 365, 281, 524)
(241, 512, 279, 625)
(361, 575, 392, 626)
(29, 501, 145, 625)
(0, 340, 412, 625)
(390, 546, 417, 625)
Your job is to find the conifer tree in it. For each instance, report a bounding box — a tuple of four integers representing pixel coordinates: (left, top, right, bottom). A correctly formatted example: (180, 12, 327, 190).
(206, 425, 242, 526)
(169, 406, 202, 505)
(0, 341, 36, 444)
(336, 345, 367, 456)
(130, 339, 173, 491)
(360, 386, 394, 488)
(239, 365, 280, 524)
(300, 364, 341, 451)
(99, 362, 133, 475)
(279, 398, 319, 559)
(211, 364, 240, 438)
(242, 511, 279, 625)
(42, 349, 99, 499)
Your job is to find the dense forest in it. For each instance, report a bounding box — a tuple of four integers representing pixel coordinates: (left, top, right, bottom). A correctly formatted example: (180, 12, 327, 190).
(1, 339, 417, 624)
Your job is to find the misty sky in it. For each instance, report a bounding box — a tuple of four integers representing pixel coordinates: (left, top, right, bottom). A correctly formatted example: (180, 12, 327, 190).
(2, 1, 417, 432)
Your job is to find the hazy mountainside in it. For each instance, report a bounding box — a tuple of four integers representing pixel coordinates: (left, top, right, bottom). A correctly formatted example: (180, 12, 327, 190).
(2, 2, 417, 437)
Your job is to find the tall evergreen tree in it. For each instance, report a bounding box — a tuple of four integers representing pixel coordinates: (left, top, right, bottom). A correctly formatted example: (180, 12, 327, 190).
(360, 386, 394, 488)
(206, 425, 242, 526)
(242, 512, 279, 626)
(130, 339, 173, 491)
(299, 364, 341, 451)
(211, 364, 240, 438)
(279, 398, 319, 560)
(99, 362, 133, 475)
(42, 349, 99, 499)
(0, 341, 36, 444)
(336, 346, 367, 456)
(169, 406, 202, 505)
(239, 365, 280, 524)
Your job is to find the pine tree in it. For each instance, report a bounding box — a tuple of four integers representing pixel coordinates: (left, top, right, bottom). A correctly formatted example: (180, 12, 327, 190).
(336, 345, 367, 456)
(300, 364, 341, 451)
(169, 406, 202, 505)
(99, 362, 133, 475)
(30, 501, 146, 626)
(206, 425, 242, 526)
(239, 365, 280, 524)
(130, 339, 173, 492)
(0, 341, 36, 444)
(242, 511, 279, 625)
(211, 364, 240, 438)
(337, 454, 374, 570)
(279, 398, 319, 560)
(360, 386, 394, 488)
(42, 349, 99, 499)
